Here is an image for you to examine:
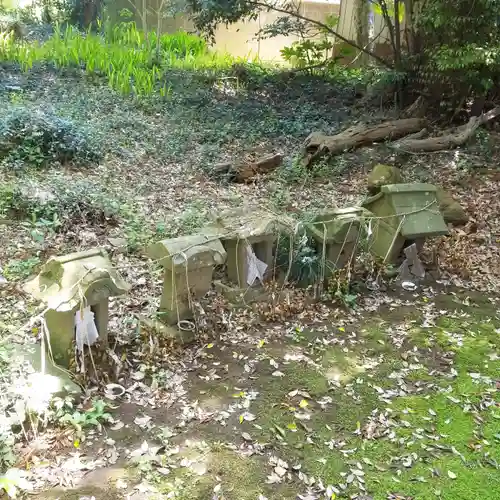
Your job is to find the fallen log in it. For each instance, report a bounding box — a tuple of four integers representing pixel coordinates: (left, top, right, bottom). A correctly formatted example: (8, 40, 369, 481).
(213, 153, 283, 183)
(392, 106, 500, 152)
(302, 118, 426, 167)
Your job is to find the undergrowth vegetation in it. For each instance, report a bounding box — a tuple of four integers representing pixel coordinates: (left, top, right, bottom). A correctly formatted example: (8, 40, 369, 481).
(0, 20, 249, 97)
(0, 106, 102, 168)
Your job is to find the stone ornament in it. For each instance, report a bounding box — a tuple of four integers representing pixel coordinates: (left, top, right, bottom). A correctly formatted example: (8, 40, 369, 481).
(207, 209, 293, 289)
(306, 207, 364, 276)
(362, 183, 448, 263)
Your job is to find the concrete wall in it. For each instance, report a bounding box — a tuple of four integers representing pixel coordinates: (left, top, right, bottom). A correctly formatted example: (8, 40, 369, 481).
(4, 0, 397, 64)
(111, 0, 397, 63)
(112, 0, 341, 62)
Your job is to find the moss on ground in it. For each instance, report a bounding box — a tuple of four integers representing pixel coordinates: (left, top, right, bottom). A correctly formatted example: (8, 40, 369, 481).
(110, 292, 500, 500)
(174, 450, 296, 500)
(246, 292, 500, 499)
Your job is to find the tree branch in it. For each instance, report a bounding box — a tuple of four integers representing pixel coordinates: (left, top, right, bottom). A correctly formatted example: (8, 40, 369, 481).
(376, 0, 397, 62)
(247, 0, 393, 68)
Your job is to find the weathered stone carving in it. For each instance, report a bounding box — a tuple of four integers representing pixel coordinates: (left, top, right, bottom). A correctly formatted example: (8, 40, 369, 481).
(207, 209, 291, 289)
(306, 207, 364, 277)
(363, 183, 448, 263)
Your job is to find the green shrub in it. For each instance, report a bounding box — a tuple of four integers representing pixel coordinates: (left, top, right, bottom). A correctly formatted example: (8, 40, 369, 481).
(0, 107, 102, 168)
(3, 257, 41, 280)
(1, 174, 120, 231)
(415, 0, 500, 105)
(275, 233, 322, 287)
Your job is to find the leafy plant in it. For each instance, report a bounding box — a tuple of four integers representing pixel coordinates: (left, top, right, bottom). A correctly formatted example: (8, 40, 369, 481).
(0, 468, 32, 499)
(0, 19, 213, 99)
(276, 233, 322, 287)
(3, 257, 41, 281)
(57, 398, 111, 435)
(327, 270, 358, 309)
(0, 433, 16, 471)
(280, 14, 352, 73)
(415, 0, 500, 101)
(0, 174, 121, 235)
(0, 106, 102, 168)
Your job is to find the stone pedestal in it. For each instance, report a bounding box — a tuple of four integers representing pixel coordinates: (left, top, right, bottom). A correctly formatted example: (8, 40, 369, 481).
(362, 183, 448, 239)
(366, 217, 406, 264)
(160, 266, 216, 324)
(44, 309, 75, 366)
(148, 234, 226, 326)
(24, 249, 130, 367)
(362, 184, 448, 265)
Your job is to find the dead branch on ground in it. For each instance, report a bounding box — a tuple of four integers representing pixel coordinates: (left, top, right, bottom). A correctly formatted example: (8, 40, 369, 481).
(302, 118, 426, 167)
(392, 106, 500, 152)
(213, 153, 283, 183)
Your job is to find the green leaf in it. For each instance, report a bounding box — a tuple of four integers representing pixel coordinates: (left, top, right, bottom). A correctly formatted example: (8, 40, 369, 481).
(274, 424, 286, 438)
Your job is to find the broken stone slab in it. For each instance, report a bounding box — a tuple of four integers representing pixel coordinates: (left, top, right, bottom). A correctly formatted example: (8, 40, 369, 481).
(436, 188, 468, 225)
(147, 234, 226, 325)
(23, 248, 130, 367)
(107, 237, 128, 253)
(12, 343, 82, 402)
(305, 207, 364, 275)
(362, 183, 449, 240)
(206, 209, 294, 289)
(367, 164, 402, 194)
(403, 242, 425, 278)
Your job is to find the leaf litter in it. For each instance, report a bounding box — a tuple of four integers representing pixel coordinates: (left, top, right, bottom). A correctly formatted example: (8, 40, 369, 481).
(1, 66, 500, 500)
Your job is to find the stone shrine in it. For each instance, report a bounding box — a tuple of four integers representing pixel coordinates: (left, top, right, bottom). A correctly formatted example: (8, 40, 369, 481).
(147, 234, 227, 325)
(24, 249, 130, 367)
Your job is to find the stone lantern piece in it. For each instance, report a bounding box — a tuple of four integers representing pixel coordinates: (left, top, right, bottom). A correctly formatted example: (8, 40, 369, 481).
(207, 209, 291, 289)
(305, 207, 364, 276)
(362, 183, 449, 263)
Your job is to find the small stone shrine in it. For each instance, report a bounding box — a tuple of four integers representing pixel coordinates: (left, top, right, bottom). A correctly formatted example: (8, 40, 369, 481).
(306, 207, 364, 276)
(147, 234, 226, 325)
(362, 183, 448, 263)
(207, 209, 286, 289)
(24, 249, 130, 367)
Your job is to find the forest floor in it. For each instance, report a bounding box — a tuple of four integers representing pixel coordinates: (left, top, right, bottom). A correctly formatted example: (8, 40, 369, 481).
(1, 63, 500, 500)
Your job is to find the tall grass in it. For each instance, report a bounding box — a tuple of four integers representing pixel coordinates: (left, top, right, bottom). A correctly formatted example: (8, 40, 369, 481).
(0, 20, 243, 97)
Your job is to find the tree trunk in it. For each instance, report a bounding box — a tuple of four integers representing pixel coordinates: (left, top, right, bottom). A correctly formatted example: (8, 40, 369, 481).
(354, 0, 370, 66)
(72, 0, 103, 29)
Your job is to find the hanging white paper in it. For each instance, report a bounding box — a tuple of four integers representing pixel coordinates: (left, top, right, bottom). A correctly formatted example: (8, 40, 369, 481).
(75, 306, 99, 352)
(246, 245, 268, 286)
